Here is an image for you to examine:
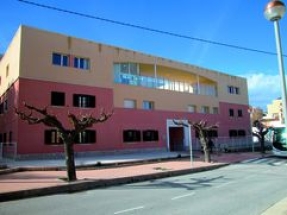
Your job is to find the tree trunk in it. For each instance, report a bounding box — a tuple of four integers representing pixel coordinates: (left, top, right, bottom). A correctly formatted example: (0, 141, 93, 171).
(200, 138, 211, 163)
(203, 146, 211, 163)
(63, 138, 77, 182)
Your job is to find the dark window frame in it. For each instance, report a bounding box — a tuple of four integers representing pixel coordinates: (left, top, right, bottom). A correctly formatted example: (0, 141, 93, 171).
(229, 130, 238, 137)
(238, 109, 243, 117)
(44, 130, 63, 145)
(238, 130, 246, 137)
(74, 57, 90, 70)
(52, 53, 69, 67)
(73, 94, 96, 108)
(74, 130, 96, 144)
(143, 130, 159, 142)
(229, 109, 234, 117)
(123, 130, 141, 142)
(51, 91, 65, 106)
(195, 130, 218, 138)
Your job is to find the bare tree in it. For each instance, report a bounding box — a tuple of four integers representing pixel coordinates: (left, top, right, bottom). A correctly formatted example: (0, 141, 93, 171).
(252, 120, 269, 154)
(174, 120, 218, 163)
(15, 102, 113, 181)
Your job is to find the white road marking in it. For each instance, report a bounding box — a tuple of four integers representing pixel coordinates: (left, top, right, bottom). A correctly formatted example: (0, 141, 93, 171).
(171, 192, 195, 200)
(215, 181, 235, 189)
(273, 161, 284, 166)
(114, 206, 145, 214)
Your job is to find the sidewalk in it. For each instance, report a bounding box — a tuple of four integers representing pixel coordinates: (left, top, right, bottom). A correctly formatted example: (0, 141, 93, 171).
(0, 151, 285, 214)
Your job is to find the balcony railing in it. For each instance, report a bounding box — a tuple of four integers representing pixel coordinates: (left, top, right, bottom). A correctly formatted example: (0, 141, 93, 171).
(114, 71, 217, 96)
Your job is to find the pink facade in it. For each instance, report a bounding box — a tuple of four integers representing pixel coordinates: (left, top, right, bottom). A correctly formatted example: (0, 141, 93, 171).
(0, 78, 250, 158)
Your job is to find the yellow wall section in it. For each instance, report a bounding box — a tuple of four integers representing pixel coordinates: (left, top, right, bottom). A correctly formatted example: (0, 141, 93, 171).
(0, 25, 249, 109)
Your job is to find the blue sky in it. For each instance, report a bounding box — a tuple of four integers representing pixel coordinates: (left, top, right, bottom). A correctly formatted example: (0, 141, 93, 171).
(1, 0, 287, 111)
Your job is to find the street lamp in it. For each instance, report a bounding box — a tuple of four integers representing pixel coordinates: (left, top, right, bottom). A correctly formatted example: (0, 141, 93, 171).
(264, 0, 287, 128)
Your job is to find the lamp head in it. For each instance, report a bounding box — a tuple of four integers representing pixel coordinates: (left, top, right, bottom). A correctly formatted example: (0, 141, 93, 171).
(264, 0, 286, 21)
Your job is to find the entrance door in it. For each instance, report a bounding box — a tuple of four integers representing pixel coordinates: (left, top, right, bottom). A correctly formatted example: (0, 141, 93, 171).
(169, 127, 184, 151)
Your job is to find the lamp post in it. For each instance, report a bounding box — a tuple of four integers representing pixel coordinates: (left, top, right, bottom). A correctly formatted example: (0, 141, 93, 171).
(264, 0, 287, 128)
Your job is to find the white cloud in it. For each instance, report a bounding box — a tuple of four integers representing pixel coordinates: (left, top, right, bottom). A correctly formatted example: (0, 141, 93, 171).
(240, 72, 281, 110)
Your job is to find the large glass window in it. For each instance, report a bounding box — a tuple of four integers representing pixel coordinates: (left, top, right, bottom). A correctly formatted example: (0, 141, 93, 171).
(117, 63, 138, 75)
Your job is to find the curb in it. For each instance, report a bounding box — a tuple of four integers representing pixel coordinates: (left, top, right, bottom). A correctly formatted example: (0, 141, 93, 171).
(0, 155, 190, 175)
(0, 163, 228, 202)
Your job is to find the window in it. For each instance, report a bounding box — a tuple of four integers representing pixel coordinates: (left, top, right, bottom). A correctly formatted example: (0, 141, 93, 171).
(6, 64, 9, 77)
(201, 106, 209, 114)
(120, 63, 129, 73)
(195, 130, 218, 138)
(143, 130, 159, 142)
(124, 99, 136, 108)
(238, 109, 243, 117)
(75, 130, 96, 144)
(229, 109, 234, 117)
(45, 130, 63, 145)
(51, 92, 65, 106)
(228, 86, 240, 95)
(129, 63, 138, 75)
(229, 130, 238, 137)
(9, 131, 12, 143)
(74, 57, 90, 70)
(117, 63, 138, 75)
(123, 130, 141, 142)
(4, 99, 8, 112)
(238, 130, 246, 137)
(188, 105, 197, 113)
(0, 102, 3, 114)
(73, 94, 95, 108)
(143, 101, 154, 110)
(0, 99, 8, 114)
(52, 53, 69, 67)
(212, 107, 219, 114)
(3, 133, 7, 143)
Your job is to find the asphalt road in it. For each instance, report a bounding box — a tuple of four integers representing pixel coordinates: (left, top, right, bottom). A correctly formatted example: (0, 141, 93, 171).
(1, 157, 287, 215)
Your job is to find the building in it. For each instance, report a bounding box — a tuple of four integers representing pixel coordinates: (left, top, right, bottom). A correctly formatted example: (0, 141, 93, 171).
(262, 98, 283, 127)
(0, 26, 251, 158)
(249, 106, 264, 125)
(267, 98, 283, 121)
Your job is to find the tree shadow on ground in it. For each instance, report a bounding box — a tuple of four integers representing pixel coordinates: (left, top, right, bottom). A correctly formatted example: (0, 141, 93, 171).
(110, 175, 230, 191)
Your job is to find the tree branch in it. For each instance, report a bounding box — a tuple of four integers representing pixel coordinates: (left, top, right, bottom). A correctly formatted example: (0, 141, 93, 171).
(68, 109, 113, 132)
(15, 103, 65, 132)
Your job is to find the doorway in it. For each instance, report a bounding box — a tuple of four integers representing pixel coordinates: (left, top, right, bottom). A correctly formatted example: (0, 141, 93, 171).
(169, 127, 184, 151)
(166, 119, 191, 152)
